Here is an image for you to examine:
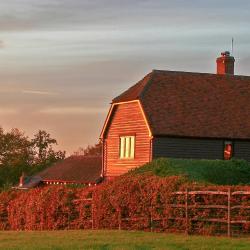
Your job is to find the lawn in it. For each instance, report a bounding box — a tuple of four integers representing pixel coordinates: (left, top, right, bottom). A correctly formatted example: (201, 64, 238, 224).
(0, 230, 250, 250)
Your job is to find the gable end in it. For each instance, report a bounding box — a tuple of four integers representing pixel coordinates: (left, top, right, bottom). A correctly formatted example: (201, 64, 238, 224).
(100, 100, 152, 139)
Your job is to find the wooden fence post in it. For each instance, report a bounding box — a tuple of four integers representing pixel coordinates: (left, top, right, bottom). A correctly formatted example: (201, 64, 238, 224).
(227, 188, 231, 237)
(67, 212, 70, 230)
(150, 205, 153, 232)
(118, 208, 121, 230)
(91, 198, 94, 230)
(185, 189, 189, 235)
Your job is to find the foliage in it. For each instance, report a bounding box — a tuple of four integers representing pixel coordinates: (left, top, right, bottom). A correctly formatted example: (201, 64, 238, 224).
(1, 158, 250, 235)
(73, 142, 102, 157)
(0, 186, 95, 230)
(0, 175, 181, 231)
(128, 158, 250, 185)
(0, 128, 32, 167)
(93, 174, 183, 231)
(0, 127, 65, 190)
(31, 130, 65, 163)
(1, 172, 250, 235)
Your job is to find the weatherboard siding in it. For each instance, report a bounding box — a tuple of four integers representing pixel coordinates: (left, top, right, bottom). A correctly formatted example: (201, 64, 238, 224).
(152, 137, 224, 160)
(234, 141, 250, 161)
(104, 102, 151, 178)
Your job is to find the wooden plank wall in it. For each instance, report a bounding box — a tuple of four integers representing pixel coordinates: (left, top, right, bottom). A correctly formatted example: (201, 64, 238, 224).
(104, 102, 151, 177)
(152, 137, 224, 160)
(234, 141, 250, 161)
(153, 137, 250, 162)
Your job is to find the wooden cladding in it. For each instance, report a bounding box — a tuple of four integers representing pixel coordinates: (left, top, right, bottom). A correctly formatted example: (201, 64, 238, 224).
(233, 141, 250, 162)
(153, 137, 224, 160)
(103, 101, 151, 177)
(153, 137, 250, 162)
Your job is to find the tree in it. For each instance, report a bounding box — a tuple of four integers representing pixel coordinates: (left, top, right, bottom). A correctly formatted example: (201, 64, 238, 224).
(73, 142, 102, 157)
(0, 127, 33, 189)
(0, 128, 32, 167)
(31, 130, 65, 164)
(0, 127, 65, 189)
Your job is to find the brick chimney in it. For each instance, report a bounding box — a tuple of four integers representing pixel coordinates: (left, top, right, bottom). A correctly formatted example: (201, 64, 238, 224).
(216, 51, 235, 75)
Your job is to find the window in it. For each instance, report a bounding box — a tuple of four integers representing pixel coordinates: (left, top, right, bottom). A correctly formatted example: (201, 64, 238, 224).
(119, 136, 135, 159)
(224, 141, 233, 160)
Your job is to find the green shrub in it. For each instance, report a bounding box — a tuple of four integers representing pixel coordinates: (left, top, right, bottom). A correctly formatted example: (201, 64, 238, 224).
(128, 158, 250, 185)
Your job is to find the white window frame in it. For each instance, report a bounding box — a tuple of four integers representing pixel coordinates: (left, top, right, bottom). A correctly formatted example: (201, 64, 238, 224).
(119, 136, 135, 159)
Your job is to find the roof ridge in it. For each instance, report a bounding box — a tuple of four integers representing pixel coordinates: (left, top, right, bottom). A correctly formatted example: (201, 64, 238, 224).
(152, 69, 250, 78)
(139, 70, 156, 100)
(112, 71, 154, 103)
(112, 69, 250, 107)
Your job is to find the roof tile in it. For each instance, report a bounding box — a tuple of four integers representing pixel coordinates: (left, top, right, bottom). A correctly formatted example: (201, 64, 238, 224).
(113, 70, 250, 139)
(38, 156, 102, 183)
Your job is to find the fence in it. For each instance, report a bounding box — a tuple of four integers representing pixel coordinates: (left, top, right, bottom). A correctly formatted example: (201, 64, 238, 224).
(1, 188, 250, 236)
(0, 203, 8, 230)
(74, 188, 250, 237)
(171, 189, 250, 237)
(73, 198, 94, 230)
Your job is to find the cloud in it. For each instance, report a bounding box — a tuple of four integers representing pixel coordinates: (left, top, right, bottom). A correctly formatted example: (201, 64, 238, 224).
(21, 90, 59, 96)
(1, 0, 249, 32)
(39, 106, 107, 115)
(0, 108, 18, 115)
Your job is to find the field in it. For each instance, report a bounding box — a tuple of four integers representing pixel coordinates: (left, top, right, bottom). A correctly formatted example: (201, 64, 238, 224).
(0, 230, 250, 250)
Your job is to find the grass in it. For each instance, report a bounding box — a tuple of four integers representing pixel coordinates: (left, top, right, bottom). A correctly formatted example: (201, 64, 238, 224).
(128, 158, 250, 185)
(0, 230, 250, 250)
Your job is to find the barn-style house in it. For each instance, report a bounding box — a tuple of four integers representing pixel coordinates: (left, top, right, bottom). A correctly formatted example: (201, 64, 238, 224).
(100, 52, 250, 179)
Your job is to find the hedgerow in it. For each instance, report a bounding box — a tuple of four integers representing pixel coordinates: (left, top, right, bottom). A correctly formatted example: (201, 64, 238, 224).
(1, 173, 250, 235)
(128, 158, 250, 185)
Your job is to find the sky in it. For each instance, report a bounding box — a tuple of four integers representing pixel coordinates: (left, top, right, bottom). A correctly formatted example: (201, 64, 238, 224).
(0, 0, 250, 154)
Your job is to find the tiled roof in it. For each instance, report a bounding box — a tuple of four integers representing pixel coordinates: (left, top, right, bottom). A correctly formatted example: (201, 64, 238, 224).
(38, 156, 102, 184)
(112, 72, 153, 103)
(113, 70, 250, 139)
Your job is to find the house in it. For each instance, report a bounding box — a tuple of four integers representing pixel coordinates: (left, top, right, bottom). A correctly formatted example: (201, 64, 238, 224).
(14, 156, 102, 189)
(38, 156, 102, 185)
(100, 52, 250, 180)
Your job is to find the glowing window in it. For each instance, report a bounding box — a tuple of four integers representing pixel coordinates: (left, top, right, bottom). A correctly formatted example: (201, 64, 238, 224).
(224, 141, 233, 160)
(119, 136, 135, 159)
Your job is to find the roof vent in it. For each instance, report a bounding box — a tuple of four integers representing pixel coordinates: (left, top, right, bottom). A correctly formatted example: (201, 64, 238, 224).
(216, 51, 235, 75)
